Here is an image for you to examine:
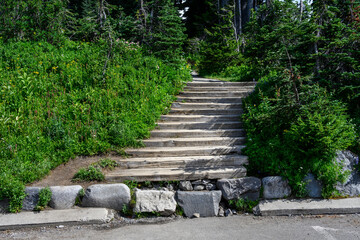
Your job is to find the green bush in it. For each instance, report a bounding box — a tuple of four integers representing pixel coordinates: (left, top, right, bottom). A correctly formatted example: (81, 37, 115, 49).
(243, 71, 356, 198)
(34, 187, 52, 211)
(73, 166, 105, 182)
(0, 39, 190, 212)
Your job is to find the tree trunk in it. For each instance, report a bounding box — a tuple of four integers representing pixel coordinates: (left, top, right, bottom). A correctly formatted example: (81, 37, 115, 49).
(234, 0, 242, 34)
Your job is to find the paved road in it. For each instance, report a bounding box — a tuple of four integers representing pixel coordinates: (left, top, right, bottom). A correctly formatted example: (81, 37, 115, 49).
(1, 214, 360, 240)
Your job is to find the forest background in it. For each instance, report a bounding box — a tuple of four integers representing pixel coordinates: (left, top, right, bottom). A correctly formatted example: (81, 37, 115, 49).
(0, 0, 359, 212)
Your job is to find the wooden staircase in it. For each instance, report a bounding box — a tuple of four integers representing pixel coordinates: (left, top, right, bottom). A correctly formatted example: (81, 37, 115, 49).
(105, 77, 256, 182)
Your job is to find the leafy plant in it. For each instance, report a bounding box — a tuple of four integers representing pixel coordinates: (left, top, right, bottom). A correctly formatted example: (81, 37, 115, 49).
(34, 187, 52, 211)
(94, 158, 118, 170)
(72, 166, 105, 182)
(228, 198, 259, 213)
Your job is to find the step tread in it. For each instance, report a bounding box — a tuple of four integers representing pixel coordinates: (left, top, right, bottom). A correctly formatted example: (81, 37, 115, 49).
(106, 166, 247, 181)
(143, 137, 245, 142)
(117, 155, 248, 162)
(127, 145, 245, 152)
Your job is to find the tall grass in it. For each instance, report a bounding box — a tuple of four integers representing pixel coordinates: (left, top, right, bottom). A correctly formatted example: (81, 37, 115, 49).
(0, 39, 191, 212)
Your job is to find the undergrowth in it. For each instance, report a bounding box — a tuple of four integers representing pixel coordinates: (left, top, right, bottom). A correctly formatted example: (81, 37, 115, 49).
(0, 39, 190, 212)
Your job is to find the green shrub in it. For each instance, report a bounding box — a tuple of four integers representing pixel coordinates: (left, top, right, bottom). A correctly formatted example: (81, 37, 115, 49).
(228, 198, 259, 213)
(34, 187, 52, 211)
(243, 71, 356, 198)
(93, 159, 118, 170)
(72, 166, 105, 182)
(0, 39, 190, 212)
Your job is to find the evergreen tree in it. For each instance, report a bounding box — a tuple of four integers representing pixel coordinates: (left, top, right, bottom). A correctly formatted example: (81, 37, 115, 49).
(148, 0, 187, 65)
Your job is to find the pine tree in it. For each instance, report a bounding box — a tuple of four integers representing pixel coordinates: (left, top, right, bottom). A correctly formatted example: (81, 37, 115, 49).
(148, 0, 187, 65)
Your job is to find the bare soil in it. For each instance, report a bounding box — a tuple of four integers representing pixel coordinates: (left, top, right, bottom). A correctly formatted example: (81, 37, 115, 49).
(30, 153, 122, 189)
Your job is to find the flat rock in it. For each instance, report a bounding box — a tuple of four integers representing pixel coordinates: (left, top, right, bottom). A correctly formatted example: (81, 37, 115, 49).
(194, 185, 205, 191)
(262, 176, 291, 199)
(304, 174, 322, 198)
(49, 186, 83, 209)
(254, 198, 360, 216)
(176, 191, 222, 217)
(22, 187, 42, 211)
(82, 184, 130, 210)
(134, 190, 176, 216)
(0, 199, 9, 213)
(217, 177, 261, 201)
(179, 181, 193, 191)
(0, 208, 114, 230)
(336, 151, 360, 197)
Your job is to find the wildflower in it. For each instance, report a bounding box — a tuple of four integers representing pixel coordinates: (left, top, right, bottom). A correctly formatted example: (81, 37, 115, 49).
(34, 71, 39, 74)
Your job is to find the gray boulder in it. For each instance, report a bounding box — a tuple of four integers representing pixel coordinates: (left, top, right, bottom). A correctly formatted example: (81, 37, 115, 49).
(134, 190, 176, 216)
(0, 199, 9, 213)
(22, 187, 42, 211)
(304, 173, 322, 198)
(217, 177, 261, 201)
(82, 184, 130, 210)
(336, 151, 360, 197)
(176, 191, 222, 217)
(194, 185, 205, 191)
(262, 176, 291, 199)
(179, 181, 193, 191)
(49, 185, 83, 209)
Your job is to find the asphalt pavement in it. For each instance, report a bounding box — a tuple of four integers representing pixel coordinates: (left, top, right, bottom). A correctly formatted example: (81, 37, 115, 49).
(1, 214, 360, 240)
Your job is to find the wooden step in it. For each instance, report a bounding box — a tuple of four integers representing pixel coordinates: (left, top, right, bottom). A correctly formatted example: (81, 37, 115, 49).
(150, 129, 246, 138)
(176, 97, 243, 103)
(169, 108, 243, 115)
(171, 102, 242, 109)
(117, 155, 248, 169)
(143, 137, 246, 147)
(106, 166, 247, 182)
(157, 121, 242, 130)
(160, 115, 241, 122)
(126, 145, 245, 157)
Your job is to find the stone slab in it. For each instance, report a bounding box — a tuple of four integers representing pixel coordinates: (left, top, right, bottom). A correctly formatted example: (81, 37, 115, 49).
(82, 184, 130, 210)
(49, 185, 83, 209)
(176, 191, 222, 218)
(22, 187, 42, 211)
(134, 190, 176, 216)
(254, 198, 360, 216)
(217, 177, 261, 201)
(0, 208, 114, 230)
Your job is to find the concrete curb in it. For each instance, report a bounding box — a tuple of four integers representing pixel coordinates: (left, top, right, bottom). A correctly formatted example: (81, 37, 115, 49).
(0, 208, 114, 230)
(254, 198, 360, 216)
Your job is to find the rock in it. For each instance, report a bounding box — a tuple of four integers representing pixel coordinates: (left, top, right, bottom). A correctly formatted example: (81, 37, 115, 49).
(194, 185, 205, 191)
(206, 183, 217, 191)
(216, 177, 261, 201)
(304, 174, 322, 198)
(0, 199, 9, 213)
(218, 206, 225, 217)
(179, 181, 193, 191)
(82, 184, 130, 210)
(49, 185, 83, 209)
(166, 184, 174, 191)
(22, 187, 42, 211)
(134, 190, 177, 216)
(225, 209, 233, 217)
(192, 213, 200, 218)
(176, 191, 222, 218)
(262, 176, 291, 199)
(336, 151, 360, 197)
(192, 180, 210, 185)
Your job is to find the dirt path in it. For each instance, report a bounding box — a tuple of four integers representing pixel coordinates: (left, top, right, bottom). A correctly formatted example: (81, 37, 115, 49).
(30, 154, 118, 188)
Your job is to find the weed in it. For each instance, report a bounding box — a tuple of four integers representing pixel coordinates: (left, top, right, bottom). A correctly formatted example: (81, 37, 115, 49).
(34, 187, 52, 211)
(72, 166, 104, 182)
(93, 159, 118, 170)
(228, 198, 259, 213)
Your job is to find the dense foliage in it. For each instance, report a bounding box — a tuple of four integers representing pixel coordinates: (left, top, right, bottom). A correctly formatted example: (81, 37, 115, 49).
(195, 0, 360, 197)
(0, 0, 190, 212)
